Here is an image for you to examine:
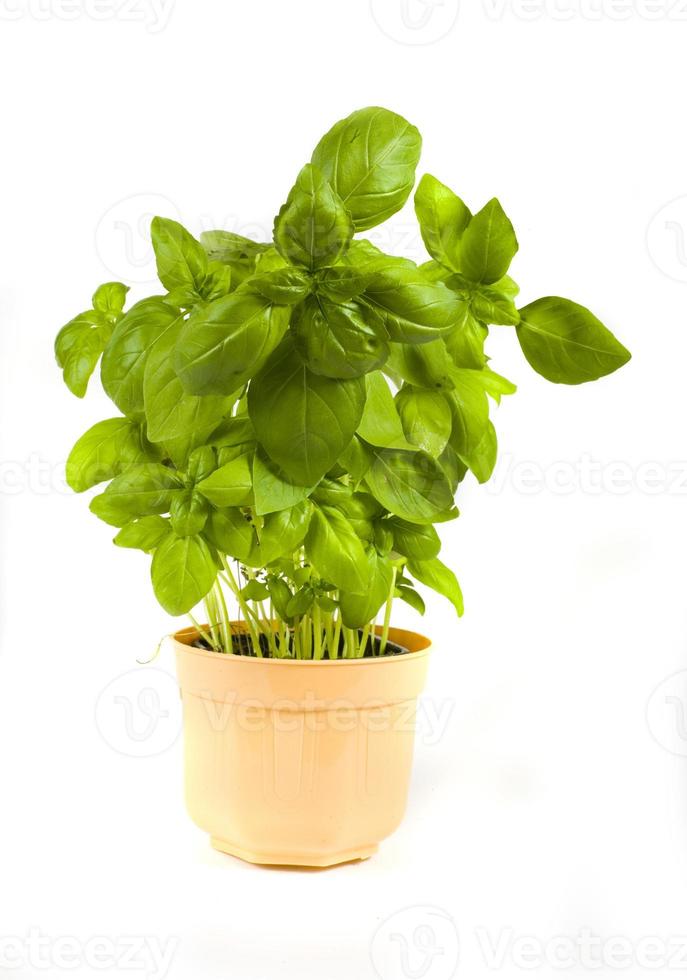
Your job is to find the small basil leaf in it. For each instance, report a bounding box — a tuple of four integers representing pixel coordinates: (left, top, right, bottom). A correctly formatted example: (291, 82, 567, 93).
(305, 505, 370, 594)
(395, 385, 452, 458)
(66, 417, 156, 492)
(389, 518, 441, 561)
(339, 549, 393, 628)
(274, 163, 353, 270)
(364, 446, 454, 525)
(414, 173, 471, 272)
(196, 453, 253, 507)
(92, 282, 129, 317)
(169, 490, 209, 537)
(258, 500, 313, 564)
(114, 515, 170, 553)
(459, 420, 497, 484)
(55, 312, 111, 398)
(250, 268, 312, 305)
(357, 372, 414, 450)
(151, 216, 208, 293)
(205, 507, 255, 562)
(386, 341, 456, 390)
(408, 557, 464, 616)
(364, 264, 463, 344)
(90, 463, 183, 527)
(459, 198, 518, 285)
(252, 448, 315, 516)
(315, 266, 372, 303)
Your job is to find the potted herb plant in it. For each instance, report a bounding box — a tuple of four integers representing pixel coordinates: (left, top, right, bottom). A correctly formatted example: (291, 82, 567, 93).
(56, 106, 630, 867)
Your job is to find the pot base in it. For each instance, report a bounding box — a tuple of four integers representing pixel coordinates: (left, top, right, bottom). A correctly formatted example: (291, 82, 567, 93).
(210, 836, 378, 868)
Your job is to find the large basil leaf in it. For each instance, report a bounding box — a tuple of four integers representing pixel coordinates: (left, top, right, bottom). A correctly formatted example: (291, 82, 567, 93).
(305, 505, 370, 593)
(395, 385, 452, 457)
(459, 198, 518, 285)
(364, 446, 454, 524)
(253, 449, 314, 516)
(248, 337, 366, 485)
(291, 297, 388, 379)
(517, 297, 631, 384)
(113, 515, 170, 553)
(414, 173, 471, 272)
(274, 163, 353, 270)
(151, 532, 217, 615)
(357, 372, 414, 450)
(174, 290, 290, 396)
(143, 319, 233, 453)
(90, 463, 183, 526)
(311, 107, 421, 232)
(408, 557, 464, 616)
(196, 453, 253, 507)
(339, 549, 393, 628)
(66, 417, 156, 492)
(151, 217, 208, 293)
(364, 264, 462, 343)
(101, 298, 179, 416)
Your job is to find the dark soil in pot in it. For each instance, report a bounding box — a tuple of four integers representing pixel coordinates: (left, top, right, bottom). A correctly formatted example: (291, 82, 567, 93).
(192, 629, 409, 658)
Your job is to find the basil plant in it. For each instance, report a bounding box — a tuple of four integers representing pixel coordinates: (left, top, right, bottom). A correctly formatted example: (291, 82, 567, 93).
(56, 106, 630, 659)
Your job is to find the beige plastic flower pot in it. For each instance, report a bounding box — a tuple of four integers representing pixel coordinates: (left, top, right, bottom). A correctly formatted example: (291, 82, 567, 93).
(172, 624, 432, 868)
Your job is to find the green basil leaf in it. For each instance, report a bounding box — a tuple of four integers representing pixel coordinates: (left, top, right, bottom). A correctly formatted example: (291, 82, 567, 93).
(151, 532, 217, 616)
(90, 463, 183, 527)
(357, 372, 414, 449)
(516, 297, 631, 384)
(386, 340, 456, 390)
(248, 337, 366, 486)
(92, 282, 129, 316)
(207, 415, 255, 450)
(459, 198, 518, 285)
(196, 453, 253, 507)
(241, 579, 270, 602)
(66, 417, 156, 492)
(339, 549, 393, 628)
(101, 298, 179, 416)
(201, 230, 270, 264)
(447, 370, 490, 457)
(205, 507, 255, 561)
(364, 264, 463, 343)
(274, 163, 353, 270)
(268, 578, 295, 621)
(174, 290, 290, 396)
(414, 173, 471, 272)
(314, 266, 371, 303)
(250, 448, 313, 516)
(200, 261, 233, 303)
(113, 515, 170, 553)
(408, 557, 464, 616)
(396, 585, 426, 616)
(287, 586, 315, 617)
(311, 106, 421, 232)
(338, 435, 372, 482)
(459, 419, 497, 484)
(389, 518, 440, 561)
(186, 445, 218, 484)
(258, 500, 313, 564)
(251, 268, 312, 305)
(479, 368, 517, 403)
(151, 217, 208, 293)
(55, 312, 111, 398)
(470, 285, 520, 326)
(143, 319, 233, 448)
(170, 489, 209, 536)
(305, 505, 370, 594)
(291, 297, 389, 379)
(443, 306, 488, 370)
(395, 385, 452, 457)
(364, 446, 454, 525)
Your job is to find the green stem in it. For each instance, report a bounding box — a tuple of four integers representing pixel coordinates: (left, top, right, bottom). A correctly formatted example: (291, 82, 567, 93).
(222, 560, 263, 657)
(378, 567, 397, 658)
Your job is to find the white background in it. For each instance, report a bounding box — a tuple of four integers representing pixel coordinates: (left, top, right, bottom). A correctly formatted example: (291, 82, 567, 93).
(1, 1, 686, 977)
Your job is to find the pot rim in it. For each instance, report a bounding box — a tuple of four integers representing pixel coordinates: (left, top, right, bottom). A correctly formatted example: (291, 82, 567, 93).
(172, 623, 432, 667)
